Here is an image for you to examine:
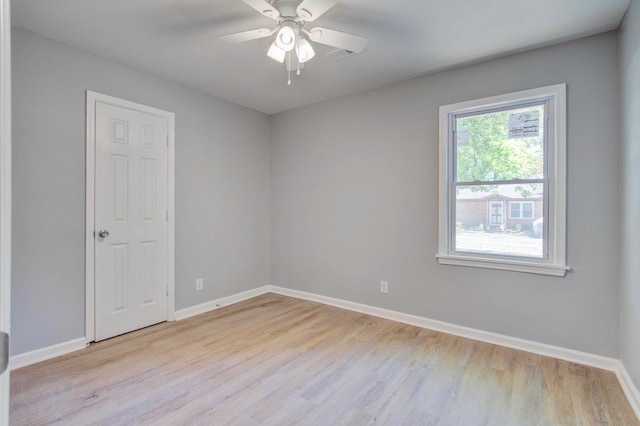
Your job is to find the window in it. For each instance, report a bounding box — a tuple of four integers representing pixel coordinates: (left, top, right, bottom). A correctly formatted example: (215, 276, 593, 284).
(509, 201, 534, 219)
(437, 85, 569, 276)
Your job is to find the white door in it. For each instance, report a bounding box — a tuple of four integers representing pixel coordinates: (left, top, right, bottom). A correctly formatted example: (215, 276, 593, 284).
(490, 201, 504, 227)
(94, 101, 169, 341)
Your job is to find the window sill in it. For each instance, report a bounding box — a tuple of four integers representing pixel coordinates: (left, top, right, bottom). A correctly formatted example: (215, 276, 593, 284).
(436, 254, 570, 277)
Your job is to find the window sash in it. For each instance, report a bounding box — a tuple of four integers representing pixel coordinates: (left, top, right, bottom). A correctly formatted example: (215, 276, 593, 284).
(448, 99, 550, 261)
(511, 203, 521, 218)
(452, 100, 547, 185)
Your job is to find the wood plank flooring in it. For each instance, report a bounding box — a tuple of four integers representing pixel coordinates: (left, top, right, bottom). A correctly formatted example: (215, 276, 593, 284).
(10, 293, 639, 425)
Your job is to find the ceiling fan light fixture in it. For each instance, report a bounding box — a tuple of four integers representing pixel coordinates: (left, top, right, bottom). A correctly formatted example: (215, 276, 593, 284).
(295, 37, 315, 63)
(267, 41, 286, 63)
(275, 24, 296, 52)
(217, 0, 368, 85)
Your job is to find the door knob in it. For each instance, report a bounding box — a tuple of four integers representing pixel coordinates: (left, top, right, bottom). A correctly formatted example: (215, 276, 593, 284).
(98, 229, 110, 238)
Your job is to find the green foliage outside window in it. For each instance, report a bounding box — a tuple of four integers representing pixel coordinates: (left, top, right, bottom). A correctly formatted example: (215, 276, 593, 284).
(455, 105, 544, 197)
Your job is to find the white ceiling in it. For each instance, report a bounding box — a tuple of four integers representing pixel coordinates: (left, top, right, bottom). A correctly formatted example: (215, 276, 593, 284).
(12, 0, 630, 114)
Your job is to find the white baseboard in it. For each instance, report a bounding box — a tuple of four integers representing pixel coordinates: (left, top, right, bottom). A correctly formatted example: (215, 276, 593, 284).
(9, 287, 271, 370)
(614, 361, 640, 420)
(8, 284, 639, 420)
(266, 285, 640, 420)
(10, 337, 87, 370)
(266, 285, 619, 370)
(174, 285, 270, 321)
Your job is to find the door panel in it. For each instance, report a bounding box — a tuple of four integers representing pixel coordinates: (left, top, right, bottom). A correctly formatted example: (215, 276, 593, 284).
(140, 241, 157, 304)
(111, 243, 129, 312)
(95, 102, 168, 341)
(111, 154, 128, 221)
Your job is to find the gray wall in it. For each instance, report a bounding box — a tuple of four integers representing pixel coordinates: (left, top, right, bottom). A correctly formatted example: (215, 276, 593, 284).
(271, 32, 620, 357)
(11, 28, 271, 355)
(620, 0, 640, 388)
(12, 24, 632, 365)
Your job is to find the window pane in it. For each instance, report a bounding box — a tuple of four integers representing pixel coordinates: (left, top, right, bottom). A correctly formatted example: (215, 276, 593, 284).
(510, 202, 521, 218)
(455, 104, 544, 182)
(455, 183, 544, 258)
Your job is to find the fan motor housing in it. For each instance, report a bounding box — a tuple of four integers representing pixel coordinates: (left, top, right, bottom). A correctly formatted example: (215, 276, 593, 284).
(273, 0, 301, 19)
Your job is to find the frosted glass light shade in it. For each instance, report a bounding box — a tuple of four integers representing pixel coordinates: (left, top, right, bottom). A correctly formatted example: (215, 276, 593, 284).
(275, 25, 296, 52)
(296, 38, 315, 63)
(267, 41, 286, 63)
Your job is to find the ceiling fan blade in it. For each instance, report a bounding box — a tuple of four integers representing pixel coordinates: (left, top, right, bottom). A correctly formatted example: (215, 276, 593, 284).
(306, 27, 368, 53)
(215, 28, 276, 43)
(241, 0, 281, 20)
(296, 0, 337, 21)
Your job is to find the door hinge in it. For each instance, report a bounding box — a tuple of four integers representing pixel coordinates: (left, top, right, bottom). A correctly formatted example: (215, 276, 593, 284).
(166, 285, 169, 296)
(166, 210, 168, 221)
(166, 135, 169, 147)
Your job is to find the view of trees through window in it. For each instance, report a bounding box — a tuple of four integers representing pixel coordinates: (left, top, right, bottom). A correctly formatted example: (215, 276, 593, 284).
(453, 103, 546, 258)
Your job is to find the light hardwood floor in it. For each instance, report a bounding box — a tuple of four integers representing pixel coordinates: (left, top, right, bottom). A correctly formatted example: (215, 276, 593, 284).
(10, 293, 639, 425)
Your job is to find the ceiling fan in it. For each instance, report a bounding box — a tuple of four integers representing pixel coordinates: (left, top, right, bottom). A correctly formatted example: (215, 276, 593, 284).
(216, 0, 368, 85)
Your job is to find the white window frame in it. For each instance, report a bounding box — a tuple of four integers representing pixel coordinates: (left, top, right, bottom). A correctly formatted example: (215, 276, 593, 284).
(437, 84, 569, 277)
(509, 201, 534, 219)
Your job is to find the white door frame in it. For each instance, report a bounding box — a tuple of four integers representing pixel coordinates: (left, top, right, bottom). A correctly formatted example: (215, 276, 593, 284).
(85, 91, 175, 343)
(0, 0, 11, 421)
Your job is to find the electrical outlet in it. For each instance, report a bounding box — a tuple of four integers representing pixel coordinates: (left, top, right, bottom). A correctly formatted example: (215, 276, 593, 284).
(195, 278, 204, 291)
(380, 280, 389, 294)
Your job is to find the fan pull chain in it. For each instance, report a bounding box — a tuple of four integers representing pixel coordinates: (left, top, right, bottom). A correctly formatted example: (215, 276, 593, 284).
(287, 51, 291, 86)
